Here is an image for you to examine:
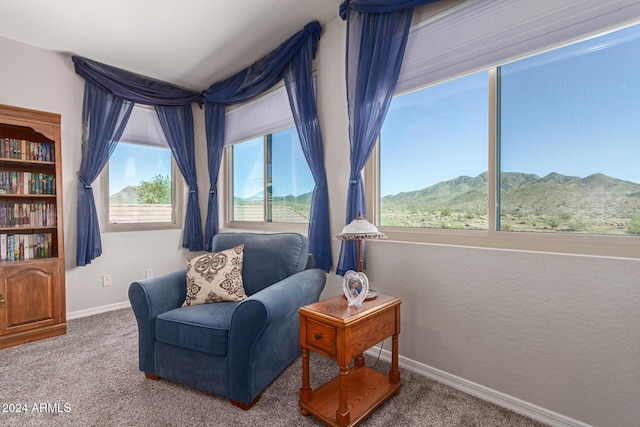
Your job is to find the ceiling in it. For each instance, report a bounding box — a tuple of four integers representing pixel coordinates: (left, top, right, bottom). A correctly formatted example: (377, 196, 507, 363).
(0, 0, 343, 91)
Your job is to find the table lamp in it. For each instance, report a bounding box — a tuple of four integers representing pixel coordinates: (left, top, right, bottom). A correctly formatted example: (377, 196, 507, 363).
(336, 213, 387, 303)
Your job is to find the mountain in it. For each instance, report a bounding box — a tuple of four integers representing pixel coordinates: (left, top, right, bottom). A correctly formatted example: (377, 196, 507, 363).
(109, 186, 139, 203)
(234, 191, 313, 206)
(382, 172, 489, 212)
(380, 171, 640, 228)
(385, 172, 489, 203)
(274, 191, 312, 205)
(500, 172, 540, 191)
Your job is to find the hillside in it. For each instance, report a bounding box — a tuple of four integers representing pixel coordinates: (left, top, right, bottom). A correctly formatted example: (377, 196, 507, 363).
(109, 186, 139, 204)
(380, 172, 640, 234)
(233, 192, 312, 221)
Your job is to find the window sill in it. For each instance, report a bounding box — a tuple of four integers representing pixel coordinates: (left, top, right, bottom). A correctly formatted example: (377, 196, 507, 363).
(103, 223, 181, 233)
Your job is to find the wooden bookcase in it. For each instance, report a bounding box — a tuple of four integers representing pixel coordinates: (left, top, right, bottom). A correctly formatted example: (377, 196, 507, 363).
(0, 104, 66, 349)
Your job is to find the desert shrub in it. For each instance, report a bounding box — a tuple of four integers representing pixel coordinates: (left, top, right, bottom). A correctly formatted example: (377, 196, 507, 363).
(546, 216, 560, 229)
(568, 220, 588, 232)
(628, 217, 640, 235)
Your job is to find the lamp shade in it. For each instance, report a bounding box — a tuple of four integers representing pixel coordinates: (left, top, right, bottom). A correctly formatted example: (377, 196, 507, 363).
(335, 213, 387, 240)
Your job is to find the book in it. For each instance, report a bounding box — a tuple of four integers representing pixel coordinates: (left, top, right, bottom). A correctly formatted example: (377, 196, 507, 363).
(8, 235, 14, 261)
(0, 234, 6, 261)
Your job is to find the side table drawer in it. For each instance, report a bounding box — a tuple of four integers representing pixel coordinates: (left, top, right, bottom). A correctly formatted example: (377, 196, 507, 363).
(305, 319, 336, 356)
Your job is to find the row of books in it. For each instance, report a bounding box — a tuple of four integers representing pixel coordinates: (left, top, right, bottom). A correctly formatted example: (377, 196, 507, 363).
(0, 171, 56, 195)
(0, 138, 55, 162)
(0, 202, 56, 228)
(0, 233, 54, 262)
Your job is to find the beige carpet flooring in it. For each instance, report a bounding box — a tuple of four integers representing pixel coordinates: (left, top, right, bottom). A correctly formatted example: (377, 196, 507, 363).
(0, 308, 546, 426)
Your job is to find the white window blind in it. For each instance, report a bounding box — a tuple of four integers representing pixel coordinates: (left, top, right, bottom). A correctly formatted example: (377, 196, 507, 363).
(119, 104, 169, 148)
(225, 84, 293, 145)
(225, 75, 317, 145)
(396, 0, 640, 94)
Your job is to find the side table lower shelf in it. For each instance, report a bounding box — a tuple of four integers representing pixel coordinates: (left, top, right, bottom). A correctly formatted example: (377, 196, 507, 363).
(300, 366, 401, 427)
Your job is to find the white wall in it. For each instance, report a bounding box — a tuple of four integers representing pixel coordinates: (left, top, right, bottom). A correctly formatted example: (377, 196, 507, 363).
(0, 36, 194, 316)
(315, 17, 351, 296)
(1, 12, 639, 427)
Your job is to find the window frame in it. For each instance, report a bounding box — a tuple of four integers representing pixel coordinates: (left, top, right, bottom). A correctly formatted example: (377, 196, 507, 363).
(366, 67, 640, 259)
(221, 78, 316, 234)
(222, 131, 310, 234)
(101, 112, 184, 233)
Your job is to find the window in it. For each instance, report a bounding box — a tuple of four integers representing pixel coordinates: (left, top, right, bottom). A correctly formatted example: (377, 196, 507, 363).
(368, 12, 640, 258)
(103, 105, 182, 231)
(379, 70, 488, 230)
(498, 26, 640, 235)
(223, 81, 315, 230)
(230, 127, 314, 224)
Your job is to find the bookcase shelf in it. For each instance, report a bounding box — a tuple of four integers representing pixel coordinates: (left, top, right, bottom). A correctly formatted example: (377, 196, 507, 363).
(0, 194, 56, 197)
(0, 104, 66, 349)
(0, 159, 55, 167)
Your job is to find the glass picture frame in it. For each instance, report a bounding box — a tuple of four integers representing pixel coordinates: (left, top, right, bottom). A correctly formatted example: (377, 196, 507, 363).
(342, 270, 369, 308)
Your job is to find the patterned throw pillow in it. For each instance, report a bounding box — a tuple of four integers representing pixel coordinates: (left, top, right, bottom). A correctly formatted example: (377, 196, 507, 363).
(183, 244, 246, 306)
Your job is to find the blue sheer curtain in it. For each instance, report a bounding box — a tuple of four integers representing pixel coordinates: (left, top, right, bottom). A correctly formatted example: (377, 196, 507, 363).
(283, 41, 332, 272)
(202, 21, 332, 271)
(76, 81, 134, 266)
(156, 105, 204, 251)
(73, 56, 204, 264)
(336, 0, 440, 275)
(203, 102, 225, 247)
(340, 0, 438, 16)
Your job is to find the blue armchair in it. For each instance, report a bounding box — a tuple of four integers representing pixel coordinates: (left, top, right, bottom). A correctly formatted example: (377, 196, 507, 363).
(128, 232, 326, 409)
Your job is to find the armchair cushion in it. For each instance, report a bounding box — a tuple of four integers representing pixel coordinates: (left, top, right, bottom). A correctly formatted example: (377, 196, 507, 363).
(183, 244, 246, 306)
(156, 301, 241, 356)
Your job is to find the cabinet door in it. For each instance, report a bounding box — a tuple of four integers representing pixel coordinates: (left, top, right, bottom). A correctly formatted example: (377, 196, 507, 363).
(0, 260, 61, 335)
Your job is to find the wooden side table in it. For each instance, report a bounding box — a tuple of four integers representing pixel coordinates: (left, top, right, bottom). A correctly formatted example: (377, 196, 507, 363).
(298, 294, 401, 427)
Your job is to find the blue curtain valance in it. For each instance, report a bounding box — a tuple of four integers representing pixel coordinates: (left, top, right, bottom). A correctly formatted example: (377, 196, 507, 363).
(201, 20, 332, 272)
(202, 21, 321, 104)
(72, 56, 202, 106)
(340, 0, 439, 18)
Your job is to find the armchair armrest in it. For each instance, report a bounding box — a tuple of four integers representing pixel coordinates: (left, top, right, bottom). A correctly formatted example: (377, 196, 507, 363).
(128, 270, 187, 374)
(227, 267, 326, 405)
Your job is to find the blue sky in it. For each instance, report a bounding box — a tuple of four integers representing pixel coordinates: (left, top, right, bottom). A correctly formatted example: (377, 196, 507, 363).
(233, 136, 263, 199)
(109, 143, 172, 195)
(380, 23, 640, 196)
(381, 70, 488, 196)
(233, 127, 314, 199)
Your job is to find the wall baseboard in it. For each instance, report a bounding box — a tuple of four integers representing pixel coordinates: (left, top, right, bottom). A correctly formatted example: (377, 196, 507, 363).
(365, 347, 592, 427)
(66, 301, 131, 321)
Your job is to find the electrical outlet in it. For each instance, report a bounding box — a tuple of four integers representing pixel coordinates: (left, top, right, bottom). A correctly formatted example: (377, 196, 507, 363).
(146, 268, 153, 279)
(102, 274, 112, 287)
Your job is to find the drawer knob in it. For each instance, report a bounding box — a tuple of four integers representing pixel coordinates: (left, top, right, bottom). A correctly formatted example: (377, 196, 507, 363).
(314, 333, 321, 340)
